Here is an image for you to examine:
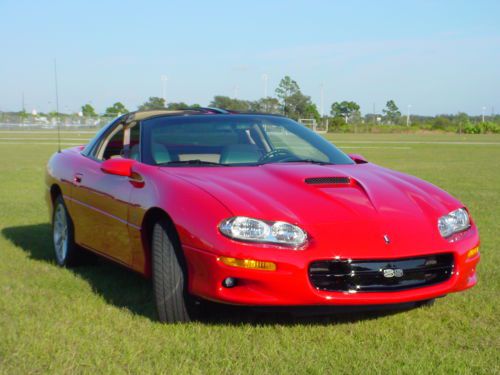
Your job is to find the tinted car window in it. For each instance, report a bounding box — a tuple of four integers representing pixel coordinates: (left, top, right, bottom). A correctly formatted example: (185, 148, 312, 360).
(129, 124, 141, 161)
(102, 126, 125, 160)
(81, 115, 125, 157)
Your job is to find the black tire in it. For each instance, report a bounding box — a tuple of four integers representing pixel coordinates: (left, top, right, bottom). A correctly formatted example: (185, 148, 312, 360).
(152, 219, 200, 323)
(52, 195, 86, 267)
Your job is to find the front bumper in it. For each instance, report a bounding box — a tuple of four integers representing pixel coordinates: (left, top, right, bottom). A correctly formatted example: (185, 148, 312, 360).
(183, 234, 480, 306)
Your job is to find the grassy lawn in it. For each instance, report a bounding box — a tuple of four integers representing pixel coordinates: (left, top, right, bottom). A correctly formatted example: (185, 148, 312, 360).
(0, 132, 499, 374)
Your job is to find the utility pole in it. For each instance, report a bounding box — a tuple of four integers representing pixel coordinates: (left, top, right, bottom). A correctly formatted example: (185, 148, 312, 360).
(22, 92, 25, 112)
(406, 104, 412, 126)
(161, 75, 168, 107)
(262, 74, 268, 98)
(320, 83, 325, 118)
(233, 85, 239, 99)
(54, 59, 61, 152)
(482, 106, 486, 123)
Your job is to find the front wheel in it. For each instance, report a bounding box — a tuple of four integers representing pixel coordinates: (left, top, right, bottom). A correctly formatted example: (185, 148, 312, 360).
(52, 195, 86, 267)
(152, 219, 201, 323)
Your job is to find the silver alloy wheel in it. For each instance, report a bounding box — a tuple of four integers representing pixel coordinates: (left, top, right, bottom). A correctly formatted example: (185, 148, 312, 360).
(53, 203, 69, 264)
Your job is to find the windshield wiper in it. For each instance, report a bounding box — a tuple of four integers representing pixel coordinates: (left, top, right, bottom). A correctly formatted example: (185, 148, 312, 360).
(263, 158, 333, 165)
(158, 159, 225, 167)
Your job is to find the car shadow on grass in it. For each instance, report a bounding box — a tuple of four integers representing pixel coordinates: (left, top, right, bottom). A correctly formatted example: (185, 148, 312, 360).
(2, 223, 417, 326)
(2, 223, 157, 320)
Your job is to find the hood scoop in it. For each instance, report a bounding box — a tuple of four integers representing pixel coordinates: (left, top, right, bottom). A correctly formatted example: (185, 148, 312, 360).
(305, 176, 351, 185)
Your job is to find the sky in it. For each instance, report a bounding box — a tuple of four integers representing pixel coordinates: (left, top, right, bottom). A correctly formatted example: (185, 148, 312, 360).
(1, 0, 499, 116)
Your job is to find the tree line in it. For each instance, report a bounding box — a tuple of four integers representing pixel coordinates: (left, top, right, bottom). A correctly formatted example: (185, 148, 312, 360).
(76, 76, 320, 119)
(5, 75, 499, 134)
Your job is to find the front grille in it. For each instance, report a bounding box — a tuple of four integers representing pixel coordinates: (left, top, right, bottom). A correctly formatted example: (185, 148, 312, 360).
(305, 177, 351, 185)
(309, 254, 454, 292)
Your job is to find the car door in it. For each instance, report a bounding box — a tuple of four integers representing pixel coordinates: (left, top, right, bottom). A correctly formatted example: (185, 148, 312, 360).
(70, 121, 137, 265)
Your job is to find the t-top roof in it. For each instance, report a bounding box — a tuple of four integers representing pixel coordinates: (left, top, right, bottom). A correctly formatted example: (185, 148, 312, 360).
(125, 109, 197, 122)
(124, 107, 230, 123)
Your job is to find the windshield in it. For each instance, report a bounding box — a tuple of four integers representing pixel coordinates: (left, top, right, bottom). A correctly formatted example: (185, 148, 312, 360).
(141, 114, 354, 166)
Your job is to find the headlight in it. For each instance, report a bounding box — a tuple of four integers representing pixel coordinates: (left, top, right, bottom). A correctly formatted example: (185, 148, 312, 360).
(438, 208, 470, 238)
(219, 216, 307, 247)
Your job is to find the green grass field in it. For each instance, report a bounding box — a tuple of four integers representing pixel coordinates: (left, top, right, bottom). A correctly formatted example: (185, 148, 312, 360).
(0, 132, 499, 374)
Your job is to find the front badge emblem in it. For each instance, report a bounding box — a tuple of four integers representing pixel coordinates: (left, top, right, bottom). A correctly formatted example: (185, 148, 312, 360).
(383, 234, 390, 244)
(383, 268, 404, 278)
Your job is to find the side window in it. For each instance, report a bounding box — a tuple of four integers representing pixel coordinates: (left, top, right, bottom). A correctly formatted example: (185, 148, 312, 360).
(93, 122, 140, 161)
(129, 124, 141, 161)
(98, 125, 125, 160)
(82, 117, 123, 157)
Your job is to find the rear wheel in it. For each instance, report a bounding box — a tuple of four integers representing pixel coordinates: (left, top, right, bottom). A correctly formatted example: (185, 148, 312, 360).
(152, 219, 201, 323)
(52, 195, 86, 267)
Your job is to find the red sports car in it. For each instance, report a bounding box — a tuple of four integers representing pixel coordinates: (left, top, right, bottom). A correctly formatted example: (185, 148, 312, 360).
(45, 109, 480, 322)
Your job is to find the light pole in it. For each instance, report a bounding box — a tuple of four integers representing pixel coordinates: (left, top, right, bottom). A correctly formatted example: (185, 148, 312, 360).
(161, 75, 168, 106)
(262, 74, 268, 98)
(406, 104, 412, 126)
(320, 83, 325, 118)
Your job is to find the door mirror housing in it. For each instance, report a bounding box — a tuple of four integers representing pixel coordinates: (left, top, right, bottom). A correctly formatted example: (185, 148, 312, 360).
(101, 158, 136, 177)
(348, 153, 368, 164)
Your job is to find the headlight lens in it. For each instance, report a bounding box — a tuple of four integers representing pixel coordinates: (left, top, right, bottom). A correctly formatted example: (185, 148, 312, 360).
(438, 208, 470, 238)
(219, 216, 307, 247)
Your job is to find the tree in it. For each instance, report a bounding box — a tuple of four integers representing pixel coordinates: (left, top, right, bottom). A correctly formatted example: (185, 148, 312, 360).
(382, 100, 401, 124)
(432, 116, 452, 130)
(81, 103, 97, 117)
(18, 109, 29, 119)
(104, 102, 128, 117)
(138, 97, 165, 111)
(166, 102, 188, 110)
(274, 76, 320, 120)
(330, 101, 361, 123)
(303, 102, 321, 123)
(250, 97, 281, 113)
(166, 102, 201, 110)
(285, 91, 316, 120)
(455, 112, 470, 134)
(275, 76, 300, 115)
(209, 96, 252, 111)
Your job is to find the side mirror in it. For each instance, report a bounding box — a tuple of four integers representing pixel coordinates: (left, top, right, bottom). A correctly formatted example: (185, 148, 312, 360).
(348, 153, 368, 164)
(101, 158, 136, 177)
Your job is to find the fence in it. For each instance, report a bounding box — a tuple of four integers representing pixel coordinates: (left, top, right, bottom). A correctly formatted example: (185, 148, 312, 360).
(0, 113, 115, 130)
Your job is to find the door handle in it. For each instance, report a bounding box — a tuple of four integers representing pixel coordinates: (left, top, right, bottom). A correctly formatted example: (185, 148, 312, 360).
(73, 173, 83, 184)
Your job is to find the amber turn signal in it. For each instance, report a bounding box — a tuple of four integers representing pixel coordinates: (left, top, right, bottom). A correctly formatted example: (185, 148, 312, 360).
(218, 256, 277, 271)
(467, 247, 479, 259)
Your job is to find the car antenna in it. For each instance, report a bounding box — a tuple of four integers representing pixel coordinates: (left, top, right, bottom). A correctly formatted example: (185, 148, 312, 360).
(53, 58, 61, 153)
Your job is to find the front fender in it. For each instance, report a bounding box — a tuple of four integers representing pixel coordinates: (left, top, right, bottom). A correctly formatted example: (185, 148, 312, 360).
(127, 164, 234, 273)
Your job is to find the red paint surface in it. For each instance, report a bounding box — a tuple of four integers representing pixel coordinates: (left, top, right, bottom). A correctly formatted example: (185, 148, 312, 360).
(46, 146, 480, 306)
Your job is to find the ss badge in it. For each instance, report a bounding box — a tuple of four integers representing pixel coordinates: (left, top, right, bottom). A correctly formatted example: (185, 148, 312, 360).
(383, 268, 404, 278)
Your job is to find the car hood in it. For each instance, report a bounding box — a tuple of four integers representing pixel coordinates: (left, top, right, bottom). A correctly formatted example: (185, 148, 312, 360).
(161, 163, 462, 257)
